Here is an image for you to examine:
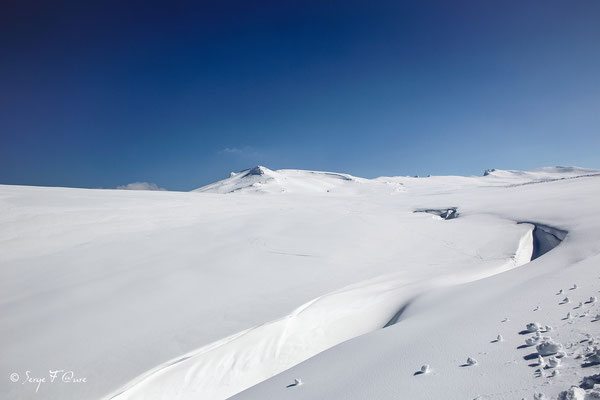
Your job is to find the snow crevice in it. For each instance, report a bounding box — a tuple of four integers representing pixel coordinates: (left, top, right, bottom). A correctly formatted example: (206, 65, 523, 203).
(518, 222, 567, 261)
(383, 222, 566, 329)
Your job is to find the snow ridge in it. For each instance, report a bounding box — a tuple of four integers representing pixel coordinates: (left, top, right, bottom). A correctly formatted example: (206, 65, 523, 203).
(194, 166, 600, 195)
(108, 222, 560, 400)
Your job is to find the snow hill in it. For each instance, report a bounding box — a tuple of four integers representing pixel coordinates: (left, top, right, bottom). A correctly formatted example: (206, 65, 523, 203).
(1, 166, 600, 400)
(192, 166, 377, 194)
(194, 165, 599, 195)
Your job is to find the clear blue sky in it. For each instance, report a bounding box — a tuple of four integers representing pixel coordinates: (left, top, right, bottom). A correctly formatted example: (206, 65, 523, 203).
(2, 1, 599, 191)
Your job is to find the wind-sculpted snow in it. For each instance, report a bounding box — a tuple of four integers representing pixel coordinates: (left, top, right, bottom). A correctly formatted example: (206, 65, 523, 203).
(519, 223, 568, 260)
(1, 167, 599, 400)
(109, 221, 537, 400)
(110, 211, 563, 398)
(233, 174, 600, 400)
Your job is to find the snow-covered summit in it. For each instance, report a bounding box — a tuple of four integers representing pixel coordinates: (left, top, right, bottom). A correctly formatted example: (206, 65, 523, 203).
(483, 166, 599, 182)
(194, 165, 600, 194)
(194, 166, 278, 194)
(193, 166, 370, 194)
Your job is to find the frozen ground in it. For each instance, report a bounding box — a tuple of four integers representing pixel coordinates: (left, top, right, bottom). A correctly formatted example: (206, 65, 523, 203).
(1, 166, 599, 399)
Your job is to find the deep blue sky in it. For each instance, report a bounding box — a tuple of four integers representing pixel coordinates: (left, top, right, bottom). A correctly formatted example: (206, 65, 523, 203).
(1, 1, 599, 190)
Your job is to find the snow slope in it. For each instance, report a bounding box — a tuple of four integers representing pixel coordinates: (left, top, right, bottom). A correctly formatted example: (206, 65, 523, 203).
(1, 166, 599, 400)
(234, 173, 600, 400)
(192, 165, 387, 195)
(194, 165, 600, 195)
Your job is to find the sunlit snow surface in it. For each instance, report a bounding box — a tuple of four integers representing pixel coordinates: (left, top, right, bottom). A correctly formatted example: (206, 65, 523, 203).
(1, 166, 599, 400)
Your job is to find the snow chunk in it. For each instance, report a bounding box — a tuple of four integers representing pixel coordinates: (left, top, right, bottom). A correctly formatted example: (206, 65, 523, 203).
(586, 348, 600, 365)
(557, 386, 585, 400)
(547, 356, 561, 368)
(526, 322, 542, 332)
(586, 391, 600, 399)
(464, 357, 478, 366)
(537, 339, 564, 356)
(537, 355, 545, 367)
(288, 378, 303, 387)
(581, 374, 600, 389)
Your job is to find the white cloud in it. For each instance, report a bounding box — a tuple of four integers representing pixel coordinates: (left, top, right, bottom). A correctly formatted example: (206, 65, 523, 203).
(218, 146, 263, 160)
(116, 182, 166, 191)
(221, 147, 243, 154)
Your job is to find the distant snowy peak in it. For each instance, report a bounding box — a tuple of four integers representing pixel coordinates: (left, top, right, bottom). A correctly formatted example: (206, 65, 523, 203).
(192, 166, 376, 194)
(193, 165, 599, 194)
(193, 166, 277, 194)
(482, 166, 599, 183)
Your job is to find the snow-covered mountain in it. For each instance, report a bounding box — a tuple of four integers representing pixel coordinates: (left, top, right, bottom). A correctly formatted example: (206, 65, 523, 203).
(1, 166, 600, 400)
(192, 165, 375, 194)
(194, 165, 599, 194)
